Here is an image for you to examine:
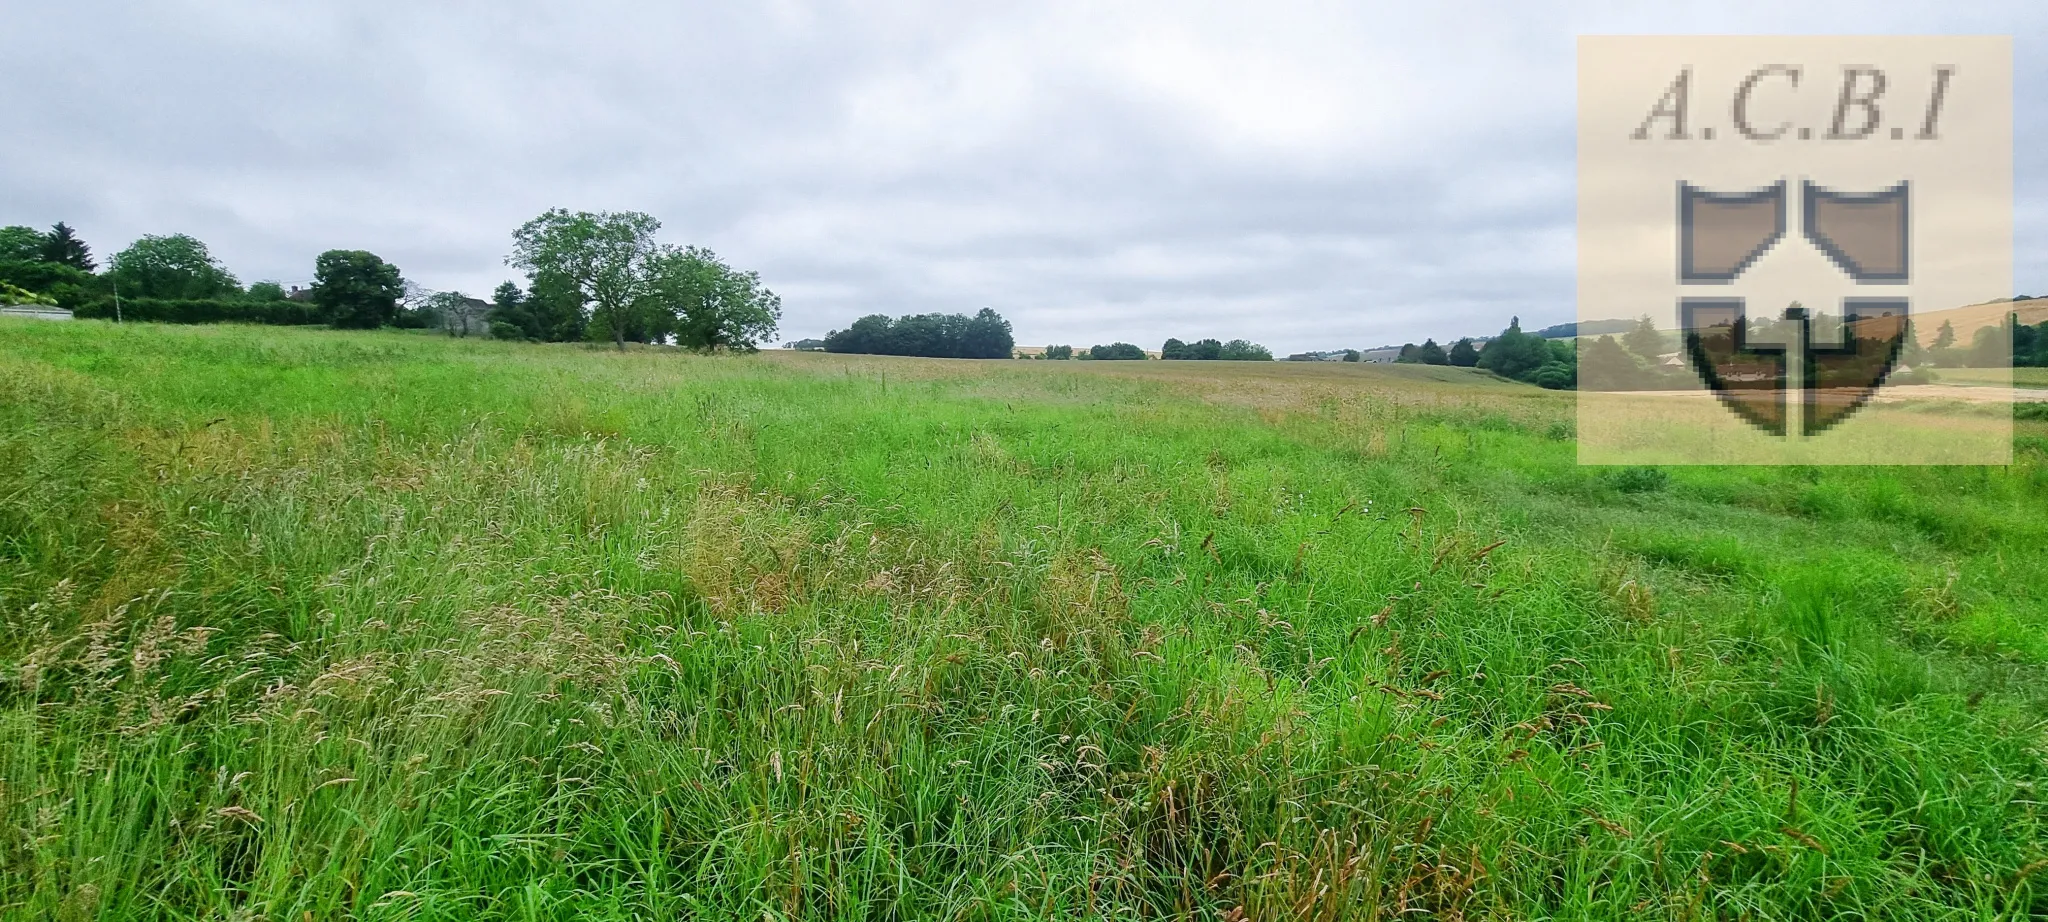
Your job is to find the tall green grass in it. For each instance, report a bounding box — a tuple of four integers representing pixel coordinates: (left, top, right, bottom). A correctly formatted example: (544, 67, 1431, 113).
(2, 320, 2044, 920)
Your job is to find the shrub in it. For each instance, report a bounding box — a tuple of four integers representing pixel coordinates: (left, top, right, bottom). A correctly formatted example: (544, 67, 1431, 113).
(0, 259, 103, 308)
(0, 280, 57, 306)
(73, 297, 326, 325)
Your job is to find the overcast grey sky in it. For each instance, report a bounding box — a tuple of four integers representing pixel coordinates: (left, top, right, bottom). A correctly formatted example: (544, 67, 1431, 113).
(3, 2, 2041, 353)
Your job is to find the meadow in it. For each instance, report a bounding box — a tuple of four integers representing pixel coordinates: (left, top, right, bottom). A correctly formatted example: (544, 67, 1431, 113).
(2, 320, 2045, 920)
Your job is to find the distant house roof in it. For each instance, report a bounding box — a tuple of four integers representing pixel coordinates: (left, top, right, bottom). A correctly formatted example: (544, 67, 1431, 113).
(442, 297, 493, 336)
(0, 306, 72, 320)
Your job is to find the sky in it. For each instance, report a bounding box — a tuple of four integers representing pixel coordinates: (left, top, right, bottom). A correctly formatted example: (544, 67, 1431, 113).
(3, 1, 2043, 354)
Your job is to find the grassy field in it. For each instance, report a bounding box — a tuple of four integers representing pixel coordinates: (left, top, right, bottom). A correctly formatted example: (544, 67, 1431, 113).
(2, 320, 2046, 920)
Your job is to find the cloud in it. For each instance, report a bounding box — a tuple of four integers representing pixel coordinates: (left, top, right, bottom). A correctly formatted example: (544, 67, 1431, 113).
(2, 0, 2041, 353)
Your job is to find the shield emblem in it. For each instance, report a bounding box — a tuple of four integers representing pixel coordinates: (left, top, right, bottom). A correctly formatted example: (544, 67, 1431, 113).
(1679, 181, 1786, 283)
(1803, 181, 1909, 283)
(1678, 181, 1912, 436)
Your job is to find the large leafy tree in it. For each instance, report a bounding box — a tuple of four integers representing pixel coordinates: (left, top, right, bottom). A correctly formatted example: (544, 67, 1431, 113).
(960, 308, 1013, 359)
(654, 246, 783, 352)
(1448, 337, 1479, 367)
(526, 273, 589, 342)
(311, 249, 404, 329)
(0, 226, 42, 262)
(510, 209, 664, 350)
(39, 222, 95, 271)
(111, 234, 240, 300)
(1415, 338, 1448, 365)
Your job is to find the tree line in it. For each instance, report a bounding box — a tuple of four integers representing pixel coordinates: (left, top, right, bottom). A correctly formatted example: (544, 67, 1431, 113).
(822, 309, 1015, 358)
(0, 210, 781, 351)
(1022, 338, 1273, 361)
(1406, 304, 2048, 393)
(1392, 337, 1481, 368)
(1161, 337, 1272, 361)
(1383, 321, 1573, 389)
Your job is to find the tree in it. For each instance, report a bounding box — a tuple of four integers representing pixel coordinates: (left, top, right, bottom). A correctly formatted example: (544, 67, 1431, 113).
(1044, 344, 1073, 360)
(311, 249, 404, 329)
(487, 281, 536, 339)
(1529, 361, 1576, 390)
(1578, 334, 1645, 390)
(1416, 338, 1449, 365)
(1162, 337, 1188, 360)
(1930, 319, 1956, 350)
(1622, 314, 1666, 362)
(645, 246, 784, 352)
(960, 308, 1013, 359)
(1089, 342, 1147, 360)
(1342, 349, 1361, 362)
(111, 233, 241, 300)
(525, 273, 588, 342)
(2011, 316, 2042, 368)
(1219, 339, 1273, 361)
(0, 258, 100, 308)
(510, 208, 665, 350)
(1477, 317, 1550, 381)
(1926, 319, 1958, 366)
(1189, 338, 1223, 360)
(39, 222, 94, 271)
(0, 226, 42, 262)
(824, 314, 895, 354)
(1395, 343, 1420, 363)
(247, 281, 288, 301)
(1965, 318, 2011, 368)
(1526, 337, 1579, 390)
(1448, 338, 1479, 367)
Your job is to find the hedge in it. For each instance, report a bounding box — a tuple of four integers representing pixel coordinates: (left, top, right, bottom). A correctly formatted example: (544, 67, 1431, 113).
(73, 298, 326, 326)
